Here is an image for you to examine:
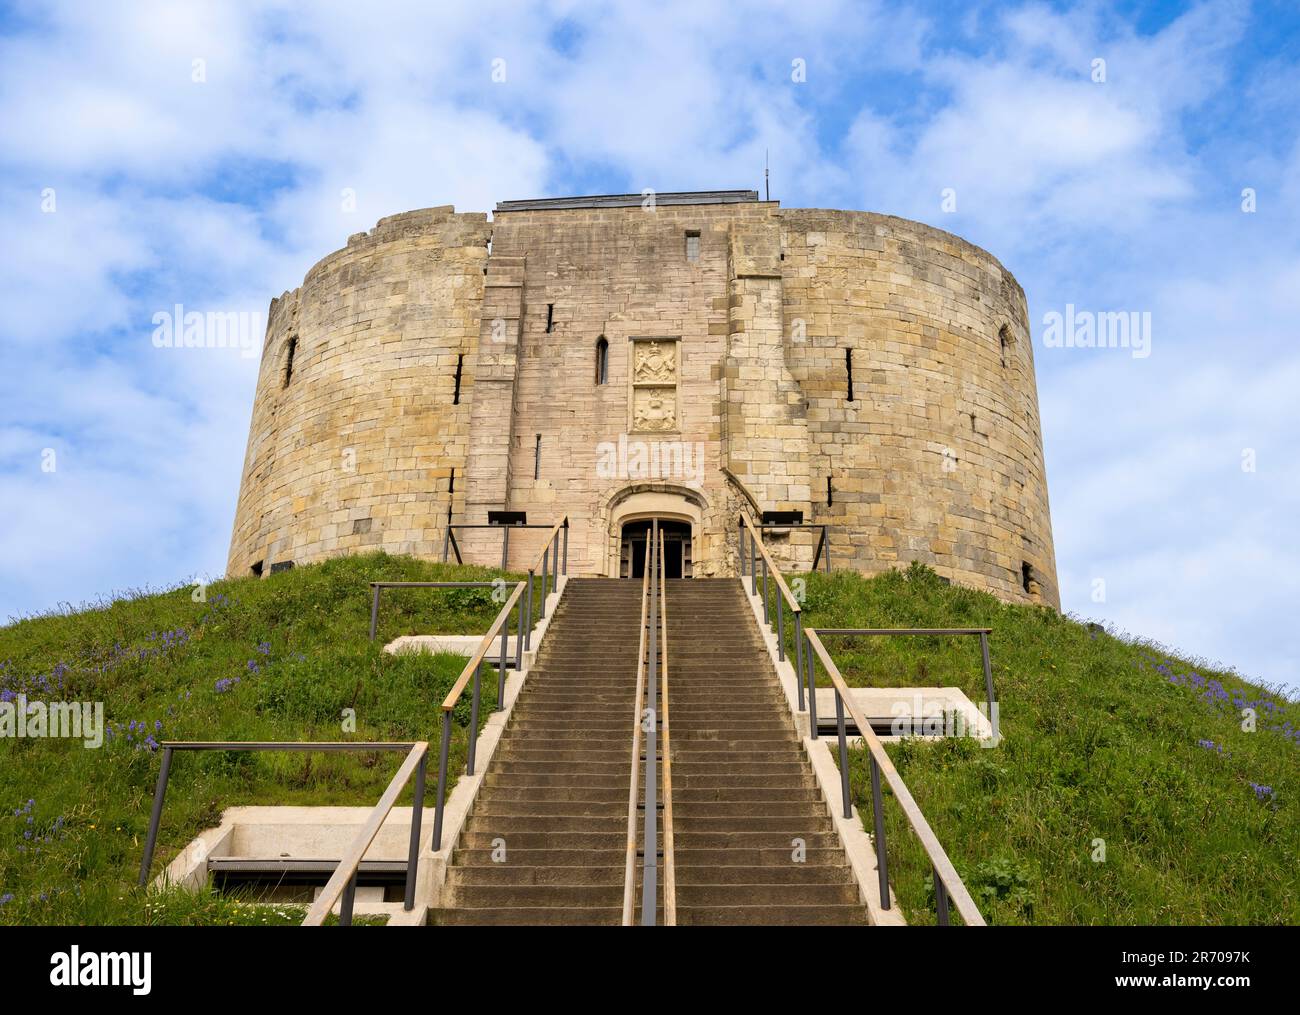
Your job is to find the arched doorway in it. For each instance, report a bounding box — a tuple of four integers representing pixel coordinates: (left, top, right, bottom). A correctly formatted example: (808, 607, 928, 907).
(620, 519, 692, 579)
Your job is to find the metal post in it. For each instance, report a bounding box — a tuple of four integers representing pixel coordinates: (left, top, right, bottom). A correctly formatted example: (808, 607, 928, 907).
(979, 631, 995, 718)
(138, 746, 173, 887)
(835, 690, 852, 819)
(761, 558, 770, 624)
(498, 610, 509, 710)
(540, 549, 549, 620)
(739, 524, 746, 578)
(562, 520, 569, 575)
(776, 594, 785, 661)
(467, 661, 482, 776)
(501, 524, 510, 572)
(525, 572, 534, 651)
(750, 530, 757, 595)
(514, 592, 524, 671)
(871, 756, 890, 909)
(805, 635, 819, 739)
(794, 612, 806, 712)
(340, 871, 357, 926)
(369, 586, 381, 641)
(934, 866, 950, 925)
(403, 752, 427, 910)
(552, 537, 560, 593)
(642, 520, 658, 926)
(431, 713, 452, 850)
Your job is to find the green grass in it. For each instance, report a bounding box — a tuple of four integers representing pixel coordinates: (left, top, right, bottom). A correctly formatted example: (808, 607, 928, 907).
(4, 554, 1297, 925)
(783, 563, 1300, 925)
(0, 553, 516, 925)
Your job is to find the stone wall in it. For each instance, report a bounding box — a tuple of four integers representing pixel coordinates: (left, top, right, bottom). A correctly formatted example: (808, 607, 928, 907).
(228, 198, 1058, 608)
(226, 207, 490, 576)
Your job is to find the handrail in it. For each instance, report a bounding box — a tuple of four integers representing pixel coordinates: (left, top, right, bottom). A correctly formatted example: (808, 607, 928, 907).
(526, 515, 570, 632)
(430, 579, 528, 850)
(811, 627, 997, 719)
(621, 523, 654, 925)
(658, 532, 676, 925)
(442, 520, 558, 569)
(137, 741, 427, 927)
(804, 628, 986, 926)
(739, 513, 802, 614)
(368, 581, 513, 642)
(304, 741, 430, 926)
(739, 512, 809, 709)
(759, 522, 831, 573)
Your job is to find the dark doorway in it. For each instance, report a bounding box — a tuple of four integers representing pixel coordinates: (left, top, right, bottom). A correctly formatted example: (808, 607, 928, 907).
(620, 519, 691, 579)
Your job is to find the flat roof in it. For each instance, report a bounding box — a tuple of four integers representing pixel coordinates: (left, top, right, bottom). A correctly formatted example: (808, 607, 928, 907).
(495, 190, 760, 212)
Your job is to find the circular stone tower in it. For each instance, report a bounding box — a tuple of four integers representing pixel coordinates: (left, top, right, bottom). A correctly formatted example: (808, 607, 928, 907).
(228, 192, 1057, 608)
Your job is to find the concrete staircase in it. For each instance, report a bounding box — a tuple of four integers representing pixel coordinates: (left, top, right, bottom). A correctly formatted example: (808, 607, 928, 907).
(437, 579, 642, 925)
(665, 579, 866, 925)
(435, 576, 866, 926)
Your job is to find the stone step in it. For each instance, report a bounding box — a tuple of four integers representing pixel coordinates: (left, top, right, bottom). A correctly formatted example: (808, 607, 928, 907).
(676, 905, 868, 926)
(464, 814, 630, 834)
(452, 848, 625, 867)
(459, 831, 626, 850)
(675, 883, 861, 907)
(672, 847, 851, 866)
(433, 906, 630, 926)
(447, 864, 625, 887)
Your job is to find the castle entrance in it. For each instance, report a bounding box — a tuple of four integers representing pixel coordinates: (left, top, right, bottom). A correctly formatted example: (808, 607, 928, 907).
(620, 519, 691, 579)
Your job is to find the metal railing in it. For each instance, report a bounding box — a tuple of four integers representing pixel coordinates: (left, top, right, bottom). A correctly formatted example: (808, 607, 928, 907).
(739, 513, 807, 700)
(809, 628, 997, 723)
(137, 741, 429, 926)
(739, 519, 986, 927)
(429, 579, 528, 851)
(623, 521, 671, 924)
(804, 629, 985, 926)
(759, 522, 831, 573)
(442, 520, 567, 573)
(368, 582, 519, 648)
(657, 532, 677, 926)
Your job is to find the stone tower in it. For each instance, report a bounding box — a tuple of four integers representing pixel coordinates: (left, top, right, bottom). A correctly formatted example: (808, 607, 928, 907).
(227, 191, 1058, 607)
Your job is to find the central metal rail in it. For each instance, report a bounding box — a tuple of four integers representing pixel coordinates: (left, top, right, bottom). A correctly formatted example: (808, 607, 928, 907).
(623, 520, 673, 924)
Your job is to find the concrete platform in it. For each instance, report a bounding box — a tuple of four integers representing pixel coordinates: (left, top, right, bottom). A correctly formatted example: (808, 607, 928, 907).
(812, 686, 994, 741)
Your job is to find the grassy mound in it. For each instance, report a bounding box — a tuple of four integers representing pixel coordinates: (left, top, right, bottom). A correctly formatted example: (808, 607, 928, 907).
(790, 563, 1299, 925)
(0, 553, 514, 925)
(2, 554, 1295, 925)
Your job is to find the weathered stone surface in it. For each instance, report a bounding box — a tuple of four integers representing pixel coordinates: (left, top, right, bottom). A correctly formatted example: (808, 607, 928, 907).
(228, 196, 1058, 608)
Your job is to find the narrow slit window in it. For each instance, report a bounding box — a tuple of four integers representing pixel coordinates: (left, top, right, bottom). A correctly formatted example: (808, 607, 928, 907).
(283, 336, 298, 388)
(1021, 561, 1034, 594)
(534, 434, 541, 479)
(595, 336, 609, 384)
(545, 303, 554, 333)
(452, 353, 464, 404)
(845, 348, 855, 401)
(449, 467, 455, 494)
(999, 325, 1011, 369)
(685, 231, 700, 262)
(826, 476, 833, 507)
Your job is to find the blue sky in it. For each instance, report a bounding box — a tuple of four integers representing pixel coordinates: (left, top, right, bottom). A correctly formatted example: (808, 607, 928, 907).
(1, 0, 1297, 690)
